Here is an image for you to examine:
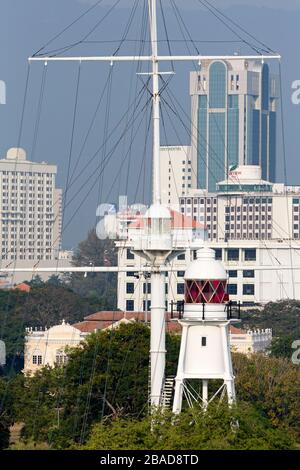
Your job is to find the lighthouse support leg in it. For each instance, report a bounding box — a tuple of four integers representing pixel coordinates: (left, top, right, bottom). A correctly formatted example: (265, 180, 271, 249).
(202, 379, 208, 410)
(221, 324, 236, 405)
(173, 379, 184, 414)
(172, 324, 189, 414)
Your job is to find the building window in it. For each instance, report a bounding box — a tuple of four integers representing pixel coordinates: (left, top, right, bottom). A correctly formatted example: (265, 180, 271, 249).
(227, 248, 239, 261)
(244, 248, 256, 261)
(243, 270, 255, 278)
(126, 249, 134, 260)
(143, 283, 151, 294)
(228, 270, 237, 278)
(56, 351, 68, 366)
(243, 284, 255, 295)
(32, 355, 42, 365)
(126, 283, 134, 294)
(126, 271, 136, 277)
(143, 300, 151, 312)
(214, 248, 222, 260)
(177, 253, 185, 260)
(227, 284, 237, 295)
(177, 271, 185, 277)
(177, 283, 185, 295)
(126, 300, 134, 311)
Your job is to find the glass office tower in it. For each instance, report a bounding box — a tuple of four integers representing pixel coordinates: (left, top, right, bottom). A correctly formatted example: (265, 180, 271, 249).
(190, 60, 278, 192)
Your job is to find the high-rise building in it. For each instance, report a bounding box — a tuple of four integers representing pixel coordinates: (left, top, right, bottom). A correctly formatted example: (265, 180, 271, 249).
(159, 146, 196, 206)
(0, 148, 62, 262)
(190, 59, 278, 191)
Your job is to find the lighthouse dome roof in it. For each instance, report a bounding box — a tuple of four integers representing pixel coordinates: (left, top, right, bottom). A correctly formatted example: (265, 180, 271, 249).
(184, 247, 227, 281)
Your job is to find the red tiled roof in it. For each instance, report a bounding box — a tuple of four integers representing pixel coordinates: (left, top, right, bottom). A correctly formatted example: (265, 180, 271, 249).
(129, 209, 205, 230)
(13, 283, 31, 293)
(73, 311, 182, 334)
(229, 325, 246, 334)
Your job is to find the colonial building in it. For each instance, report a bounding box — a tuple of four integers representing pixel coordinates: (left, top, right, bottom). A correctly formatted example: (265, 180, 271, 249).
(24, 321, 88, 375)
(229, 326, 272, 354)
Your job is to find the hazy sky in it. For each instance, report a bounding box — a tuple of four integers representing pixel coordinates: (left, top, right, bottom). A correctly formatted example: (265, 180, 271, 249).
(1, 0, 300, 248)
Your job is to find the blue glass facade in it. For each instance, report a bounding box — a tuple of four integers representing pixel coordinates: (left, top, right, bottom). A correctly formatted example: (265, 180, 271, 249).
(251, 110, 260, 165)
(228, 95, 239, 168)
(269, 111, 276, 182)
(197, 95, 207, 189)
(262, 64, 269, 111)
(208, 112, 226, 192)
(261, 113, 268, 180)
(209, 62, 226, 109)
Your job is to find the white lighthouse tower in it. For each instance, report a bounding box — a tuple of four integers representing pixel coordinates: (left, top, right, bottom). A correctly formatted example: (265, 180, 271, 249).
(173, 246, 237, 413)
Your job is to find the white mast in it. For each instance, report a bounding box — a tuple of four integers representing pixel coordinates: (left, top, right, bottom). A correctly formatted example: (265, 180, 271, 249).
(149, 0, 161, 205)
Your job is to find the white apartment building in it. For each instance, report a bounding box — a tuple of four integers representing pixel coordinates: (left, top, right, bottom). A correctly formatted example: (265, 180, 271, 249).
(180, 165, 300, 243)
(159, 146, 196, 206)
(116, 166, 300, 308)
(0, 148, 62, 263)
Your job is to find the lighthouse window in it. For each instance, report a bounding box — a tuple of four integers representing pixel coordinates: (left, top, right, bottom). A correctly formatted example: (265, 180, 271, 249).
(201, 337, 207, 347)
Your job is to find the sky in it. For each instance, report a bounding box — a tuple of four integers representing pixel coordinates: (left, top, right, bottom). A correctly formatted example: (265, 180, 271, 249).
(1, 0, 300, 248)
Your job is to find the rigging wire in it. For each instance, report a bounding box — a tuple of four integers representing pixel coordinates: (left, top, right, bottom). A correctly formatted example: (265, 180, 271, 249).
(195, 0, 267, 54)
(199, 0, 276, 54)
(34, 0, 122, 58)
(61, 63, 82, 232)
(31, 63, 48, 162)
(33, 0, 106, 56)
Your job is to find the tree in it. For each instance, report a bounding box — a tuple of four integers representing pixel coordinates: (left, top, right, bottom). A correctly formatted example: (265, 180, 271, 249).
(0, 377, 13, 449)
(241, 300, 300, 337)
(70, 230, 117, 310)
(82, 403, 296, 450)
(241, 300, 300, 359)
(269, 331, 300, 359)
(233, 352, 300, 440)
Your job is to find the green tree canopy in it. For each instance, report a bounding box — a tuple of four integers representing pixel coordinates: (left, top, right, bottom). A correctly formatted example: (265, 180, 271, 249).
(70, 230, 117, 310)
(82, 403, 296, 450)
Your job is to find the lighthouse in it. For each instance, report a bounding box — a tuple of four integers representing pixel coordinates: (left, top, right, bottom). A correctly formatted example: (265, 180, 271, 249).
(172, 246, 238, 413)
